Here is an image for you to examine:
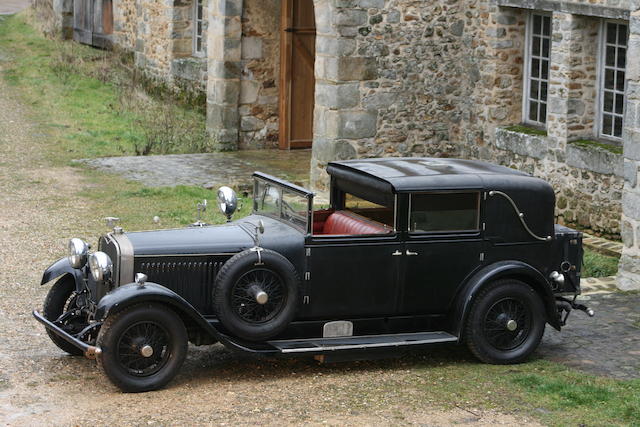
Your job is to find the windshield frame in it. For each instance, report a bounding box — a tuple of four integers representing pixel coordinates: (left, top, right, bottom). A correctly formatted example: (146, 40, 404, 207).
(252, 172, 315, 234)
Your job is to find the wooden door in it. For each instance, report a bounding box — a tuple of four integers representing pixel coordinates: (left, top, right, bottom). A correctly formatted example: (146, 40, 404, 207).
(73, 0, 113, 49)
(279, 0, 316, 149)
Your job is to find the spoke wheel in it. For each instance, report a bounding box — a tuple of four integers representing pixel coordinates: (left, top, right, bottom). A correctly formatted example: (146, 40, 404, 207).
(43, 276, 87, 356)
(465, 279, 545, 365)
(97, 304, 187, 392)
(231, 269, 286, 324)
(116, 321, 171, 377)
(483, 297, 531, 351)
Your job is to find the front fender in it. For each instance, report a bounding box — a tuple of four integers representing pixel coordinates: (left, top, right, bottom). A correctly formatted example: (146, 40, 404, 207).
(41, 257, 84, 288)
(95, 282, 223, 341)
(451, 260, 561, 339)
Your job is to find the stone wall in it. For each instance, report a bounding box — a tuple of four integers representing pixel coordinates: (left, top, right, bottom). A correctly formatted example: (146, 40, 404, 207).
(238, 0, 280, 149)
(113, 0, 137, 50)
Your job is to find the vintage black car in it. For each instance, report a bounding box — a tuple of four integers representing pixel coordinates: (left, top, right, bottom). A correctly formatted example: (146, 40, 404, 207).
(34, 157, 593, 392)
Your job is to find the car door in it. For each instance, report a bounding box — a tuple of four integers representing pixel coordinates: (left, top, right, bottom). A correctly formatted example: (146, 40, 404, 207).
(400, 191, 484, 315)
(304, 234, 403, 318)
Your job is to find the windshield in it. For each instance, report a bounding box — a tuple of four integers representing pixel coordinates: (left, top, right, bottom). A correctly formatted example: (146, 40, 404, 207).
(253, 175, 312, 231)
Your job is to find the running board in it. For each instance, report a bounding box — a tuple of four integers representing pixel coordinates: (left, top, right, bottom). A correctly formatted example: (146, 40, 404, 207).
(268, 331, 457, 354)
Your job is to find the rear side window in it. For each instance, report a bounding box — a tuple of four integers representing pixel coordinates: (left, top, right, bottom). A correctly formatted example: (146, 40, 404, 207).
(409, 193, 480, 233)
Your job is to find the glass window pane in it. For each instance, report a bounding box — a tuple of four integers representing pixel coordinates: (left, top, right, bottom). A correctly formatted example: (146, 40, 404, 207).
(618, 48, 626, 69)
(543, 16, 551, 37)
(602, 114, 613, 136)
(607, 23, 617, 44)
(539, 103, 547, 124)
(530, 80, 539, 100)
(606, 45, 616, 67)
(604, 91, 614, 112)
(533, 15, 542, 35)
(605, 69, 615, 90)
(614, 117, 623, 138)
(540, 81, 548, 101)
(410, 193, 479, 233)
(531, 58, 540, 78)
(617, 70, 625, 91)
(542, 38, 550, 58)
(529, 101, 538, 122)
(619, 25, 628, 46)
(616, 94, 625, 115)
(532, 36, 541, 57)
(541, 60, 549, 80)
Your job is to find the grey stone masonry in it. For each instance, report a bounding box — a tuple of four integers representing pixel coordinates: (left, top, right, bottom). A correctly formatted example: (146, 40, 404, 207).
(618, 7, 640, 291)
(206, 0, 244, 151)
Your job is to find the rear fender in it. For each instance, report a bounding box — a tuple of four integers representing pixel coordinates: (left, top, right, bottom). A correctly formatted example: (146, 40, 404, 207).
(95, 282, 223, 342)
(40, 257, 85, 291)
(451, 261, 561, 339)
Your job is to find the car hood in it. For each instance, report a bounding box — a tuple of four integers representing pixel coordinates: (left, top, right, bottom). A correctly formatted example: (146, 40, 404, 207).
(125, 215, 305, 257)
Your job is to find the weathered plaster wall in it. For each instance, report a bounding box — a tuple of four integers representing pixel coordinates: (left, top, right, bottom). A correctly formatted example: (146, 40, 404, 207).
(238, 0, 281, 149)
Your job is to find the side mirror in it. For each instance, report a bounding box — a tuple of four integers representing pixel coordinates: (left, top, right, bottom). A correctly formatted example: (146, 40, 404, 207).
(217, 186, 238, 222)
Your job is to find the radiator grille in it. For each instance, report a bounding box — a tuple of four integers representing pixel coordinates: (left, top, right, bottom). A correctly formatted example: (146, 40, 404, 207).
(135, 256, 228, 314)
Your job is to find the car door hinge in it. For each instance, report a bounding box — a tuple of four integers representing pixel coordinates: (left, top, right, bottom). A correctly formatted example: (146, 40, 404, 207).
(479, 252, 485, 261)
(306, 247, 311, 256)
(482, 222, 486, 231)
(305, 272, 310, 281)
(303, 295, 310, 304)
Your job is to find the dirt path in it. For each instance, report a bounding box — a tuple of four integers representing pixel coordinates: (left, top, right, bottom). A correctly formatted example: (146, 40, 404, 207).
(0, 75, 543, 426)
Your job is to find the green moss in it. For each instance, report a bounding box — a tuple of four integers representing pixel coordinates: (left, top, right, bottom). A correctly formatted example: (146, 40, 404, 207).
(569, 139, 623, 155)
(582, 247, 619, 278)
(504, 124, 548, 137)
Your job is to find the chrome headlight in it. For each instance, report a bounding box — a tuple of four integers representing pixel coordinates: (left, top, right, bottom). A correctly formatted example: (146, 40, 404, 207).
(88, 251, 113, 282)
(68, 238, 89, 268)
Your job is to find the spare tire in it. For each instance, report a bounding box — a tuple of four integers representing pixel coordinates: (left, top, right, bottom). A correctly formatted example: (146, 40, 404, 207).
(214, 249, 300, 341)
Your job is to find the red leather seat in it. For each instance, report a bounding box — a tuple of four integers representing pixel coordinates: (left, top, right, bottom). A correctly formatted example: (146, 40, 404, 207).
(322, 211, 388, 235)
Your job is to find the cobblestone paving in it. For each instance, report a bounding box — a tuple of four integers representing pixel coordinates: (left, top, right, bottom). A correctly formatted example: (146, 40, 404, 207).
(581, 276, 618, 294)
(79, 150, 312, 189)
(539, 291, 640, 379)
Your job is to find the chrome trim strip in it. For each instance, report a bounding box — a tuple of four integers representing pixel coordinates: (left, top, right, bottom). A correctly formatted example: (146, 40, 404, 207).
(489, 190, 552, 241)
(135, 252, 236, 258)
(111, 232, 134, 284)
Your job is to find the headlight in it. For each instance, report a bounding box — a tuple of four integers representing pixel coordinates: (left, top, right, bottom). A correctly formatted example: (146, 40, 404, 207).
(88, 251, 113, 282)
(68, 238, 89, 268)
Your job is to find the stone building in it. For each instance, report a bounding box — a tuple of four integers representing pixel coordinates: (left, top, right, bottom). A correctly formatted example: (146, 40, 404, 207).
(52, 0, 640, 290)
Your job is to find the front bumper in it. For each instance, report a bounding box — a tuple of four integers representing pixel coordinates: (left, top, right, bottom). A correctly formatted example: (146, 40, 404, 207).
(33, 310, 102, 359)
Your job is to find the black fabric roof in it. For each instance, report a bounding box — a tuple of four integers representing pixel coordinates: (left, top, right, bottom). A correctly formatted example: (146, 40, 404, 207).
(327, 157, 535, 193)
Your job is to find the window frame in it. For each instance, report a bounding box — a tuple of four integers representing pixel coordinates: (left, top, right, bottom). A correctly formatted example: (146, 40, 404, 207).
(407, 191, 482, 236)
(192, 0, 205, 57)
(596, 19, 628, 142)
(523, 11, 552, 128)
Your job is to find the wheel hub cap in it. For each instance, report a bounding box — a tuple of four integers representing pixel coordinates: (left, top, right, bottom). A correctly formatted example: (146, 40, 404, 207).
(506, 319, 518, 331)
(140, 345, 154, 358)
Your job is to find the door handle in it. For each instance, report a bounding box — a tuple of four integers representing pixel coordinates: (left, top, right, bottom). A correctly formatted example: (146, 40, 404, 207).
(406, 250, 419, 256)
(392, 250, 402, 256)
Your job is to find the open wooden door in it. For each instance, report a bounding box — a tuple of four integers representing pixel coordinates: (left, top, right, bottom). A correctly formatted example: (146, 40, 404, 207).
(279, 0, 316, 149)
(73, 0, 113, 49)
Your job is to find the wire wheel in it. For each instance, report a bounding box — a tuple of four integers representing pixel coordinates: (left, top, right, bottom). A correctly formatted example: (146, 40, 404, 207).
(231, 269, 286, 324)
(116, 321, 171, 377)
(483, 297, 532, 351)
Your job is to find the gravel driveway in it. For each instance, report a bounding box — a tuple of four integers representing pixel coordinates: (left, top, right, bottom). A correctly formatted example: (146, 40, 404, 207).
(0, 71, 544, 426)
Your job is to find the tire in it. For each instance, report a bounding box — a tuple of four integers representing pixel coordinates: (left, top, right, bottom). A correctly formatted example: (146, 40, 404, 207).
(465, 279, 546, 364)
(96, 303, 188, 393)
(43, 275, 85, 356)
(214, 249, 300, 341)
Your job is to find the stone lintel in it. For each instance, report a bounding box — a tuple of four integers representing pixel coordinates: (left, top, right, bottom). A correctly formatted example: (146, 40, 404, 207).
(496, 0, 629, 20)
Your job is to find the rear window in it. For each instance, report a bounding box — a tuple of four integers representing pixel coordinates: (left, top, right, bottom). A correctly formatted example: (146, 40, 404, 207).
(409, 192, 480, 233)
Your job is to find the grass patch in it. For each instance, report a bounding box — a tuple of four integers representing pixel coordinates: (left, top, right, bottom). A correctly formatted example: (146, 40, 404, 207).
(582, 247, 619, 278)
(0, 13, 209, 161)
(569, 139, 623, 155)
(504, 124, 548, 137)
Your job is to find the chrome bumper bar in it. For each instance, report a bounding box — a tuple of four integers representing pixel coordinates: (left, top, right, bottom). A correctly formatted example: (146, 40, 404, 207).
(32, 310, 102, 359)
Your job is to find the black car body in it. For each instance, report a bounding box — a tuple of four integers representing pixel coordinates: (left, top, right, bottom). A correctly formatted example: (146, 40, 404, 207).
(34, 157, 591, 392)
